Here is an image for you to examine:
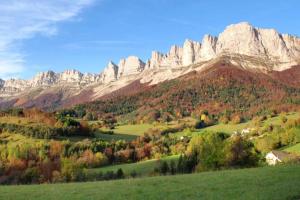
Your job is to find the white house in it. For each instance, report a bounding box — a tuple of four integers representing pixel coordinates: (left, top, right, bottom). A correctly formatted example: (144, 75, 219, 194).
(265, 151, 293, 165)
(241, 128, 251, 135)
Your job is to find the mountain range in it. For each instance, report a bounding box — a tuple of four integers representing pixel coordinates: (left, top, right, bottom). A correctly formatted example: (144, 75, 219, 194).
(0, 22, 300, 111)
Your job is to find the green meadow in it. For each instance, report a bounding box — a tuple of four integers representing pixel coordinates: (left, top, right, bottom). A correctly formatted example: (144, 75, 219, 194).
(87, 155, 180, 177)
(284, 143, 300, 154)
(176, 112, 300, 137)
(0, 165, 299, 200)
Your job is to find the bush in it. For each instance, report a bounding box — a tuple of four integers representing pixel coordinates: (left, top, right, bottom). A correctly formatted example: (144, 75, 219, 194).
(130, 170, 138, 178)
(223, 135, 259, 167)
(61, 158, 85, 182)
(281, 116, 288, 124)
(231, 115, 243, 124)
(219, 116, 230, 124)
(255, 135, 280, 153)
(21, 167, 39, 184)
(0, 161, 4, 176)
(116, 168, 125, 179)
(103, 171, 115, 180)
(169, 160, 176, 175)
(159, 161, 169, 175)
(98, 130, 114, 135)
(52, 170, 63, 183)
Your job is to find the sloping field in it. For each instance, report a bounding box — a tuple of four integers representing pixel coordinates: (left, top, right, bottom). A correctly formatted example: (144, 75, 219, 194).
(87, 155, 179, 177)
(0, 165, 299, 200)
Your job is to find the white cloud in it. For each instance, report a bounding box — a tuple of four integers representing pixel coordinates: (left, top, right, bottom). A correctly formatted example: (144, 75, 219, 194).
(62, 40, 138, 50)
(0, 53, 25, 79)
(0, 0, 94, 79)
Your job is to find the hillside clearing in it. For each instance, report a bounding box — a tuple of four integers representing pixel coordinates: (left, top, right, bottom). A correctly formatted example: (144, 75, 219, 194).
(284, 143, 300, 154)
(177, 112, 300, 137)
(87, 155, 179, 177)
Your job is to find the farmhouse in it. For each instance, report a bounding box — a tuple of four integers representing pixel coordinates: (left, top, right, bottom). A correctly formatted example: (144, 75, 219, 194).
(265, 151, 294, 165)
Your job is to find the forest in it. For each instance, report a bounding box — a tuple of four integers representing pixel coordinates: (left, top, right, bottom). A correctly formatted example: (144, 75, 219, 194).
(0, 107, 299, 184)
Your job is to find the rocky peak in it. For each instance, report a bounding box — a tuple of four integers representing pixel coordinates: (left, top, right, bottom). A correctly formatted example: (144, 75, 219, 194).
(200, 34, 217, 60)
(1, 22, 300, 98)
(30, 70, 57, 87)
(147, 51, 164, 69)
(2, 78, 30, 93)
(282, 34, 300, 58)
(182, 39, 201, 66)
(0, 79, 4, 88)
(81, 73, 99, 84)
(215, 22, 300, 65)
(144, 22, 300, 71)
(117, 56, 145, 78)
(101, 61, 118, 83)
(54, 69, 98, 85)
(59, 69, 83, 82)
(216, 22, 266, 56)
(257, 28, 291, 62)
(167, 45, 183, 67)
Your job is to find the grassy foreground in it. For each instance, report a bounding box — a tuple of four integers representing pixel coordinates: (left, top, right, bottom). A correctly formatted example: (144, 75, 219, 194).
(1, 165, 300, 200)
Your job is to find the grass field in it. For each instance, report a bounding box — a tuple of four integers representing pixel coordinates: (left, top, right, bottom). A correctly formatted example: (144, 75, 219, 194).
(113, 124, 155, 135)
(94, 132, 137, 142)
(87, 155, 179, 177)
(92, 112, 300, 141)
(264, 112, 300, 125)
(284, 143, 300, 154)
(0, 165, 299, 200)
(0, 116, 43, 126)
(0, 132, 42, 144)
(96, 124, 156, 141)
(97, 123, 171, 141)
(2, 113, 298, 143)
(177, 112, 300, 137)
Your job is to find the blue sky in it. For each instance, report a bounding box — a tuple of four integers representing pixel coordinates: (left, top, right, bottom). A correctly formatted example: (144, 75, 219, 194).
(0, 0, 299, 79)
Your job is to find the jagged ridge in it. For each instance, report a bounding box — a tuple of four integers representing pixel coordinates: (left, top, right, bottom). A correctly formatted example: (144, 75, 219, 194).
(0, 22, 299, 109)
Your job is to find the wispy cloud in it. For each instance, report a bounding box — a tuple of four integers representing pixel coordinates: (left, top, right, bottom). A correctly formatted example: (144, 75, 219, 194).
(0, 53, 25, 79)
(0, 0, 95, 79)
(62, 40, 139, 50)
(163, 18, 197, 27)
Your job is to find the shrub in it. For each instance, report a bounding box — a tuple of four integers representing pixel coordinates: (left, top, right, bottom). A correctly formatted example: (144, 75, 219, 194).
(52, 170, 63, 183)
(21, 167, 39, 184)
(130, 170, 138, 178)
(219, 116, 230, 124)
(281, 116, 288, 124)
(61, 158, 85, 182)
(223, 135, 259, 167)
(159, 161, 169, 175)
(231, 115, 243, 124)
(0, 161, 4, 176)
(169, 160, 176, 175)
(103, 171, 115, 180)
(116, 168, 125, 179)
(255, 135, 280, 153)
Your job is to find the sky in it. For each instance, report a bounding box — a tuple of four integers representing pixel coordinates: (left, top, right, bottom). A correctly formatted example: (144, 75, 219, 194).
(0, 0, 299, 79)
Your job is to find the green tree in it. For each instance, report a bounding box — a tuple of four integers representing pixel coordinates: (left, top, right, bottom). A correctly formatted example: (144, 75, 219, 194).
(116, 168, 125, 179)
(224, 135, 258, 167)
(159, 161, 169, 175)
(188, 132, 228, 171)
(169, 160, 176, 175)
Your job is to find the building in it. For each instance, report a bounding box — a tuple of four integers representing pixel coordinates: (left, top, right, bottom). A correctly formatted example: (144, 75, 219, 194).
(265, 150, 294, 165)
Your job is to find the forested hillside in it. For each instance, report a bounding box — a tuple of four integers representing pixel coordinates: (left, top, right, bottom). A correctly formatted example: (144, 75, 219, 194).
(80, 63, 300, 123)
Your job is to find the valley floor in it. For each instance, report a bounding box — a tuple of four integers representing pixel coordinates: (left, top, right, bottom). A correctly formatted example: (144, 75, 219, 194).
(0, 165, 300, 200)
